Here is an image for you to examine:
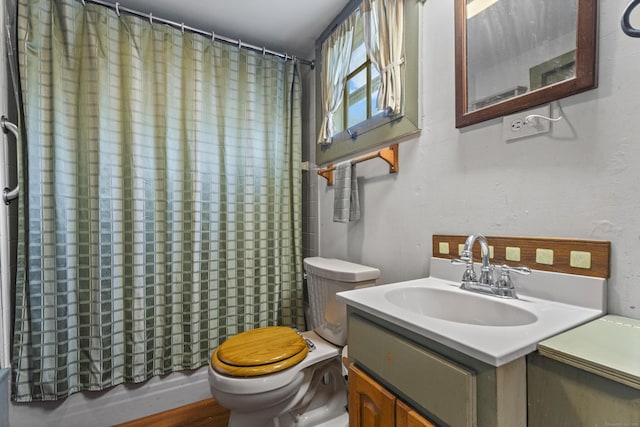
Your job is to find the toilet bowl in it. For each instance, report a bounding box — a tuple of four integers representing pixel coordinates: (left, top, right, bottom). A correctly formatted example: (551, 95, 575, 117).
(209, 330, 346, 427)
(208, 257, 380, 427)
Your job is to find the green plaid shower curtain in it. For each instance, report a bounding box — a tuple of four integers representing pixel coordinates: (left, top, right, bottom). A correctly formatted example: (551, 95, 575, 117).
(12, 0, 304, 401)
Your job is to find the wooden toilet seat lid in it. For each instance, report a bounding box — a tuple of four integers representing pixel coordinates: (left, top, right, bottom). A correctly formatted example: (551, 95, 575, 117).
(211, 326, 309, 377)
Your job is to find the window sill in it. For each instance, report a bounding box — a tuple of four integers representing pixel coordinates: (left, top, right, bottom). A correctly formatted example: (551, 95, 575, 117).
(317, 112, 419, 165)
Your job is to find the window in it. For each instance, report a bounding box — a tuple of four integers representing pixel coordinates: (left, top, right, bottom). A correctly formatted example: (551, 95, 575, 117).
(333, 20, 383, 134)
(316, 0, 422, 164)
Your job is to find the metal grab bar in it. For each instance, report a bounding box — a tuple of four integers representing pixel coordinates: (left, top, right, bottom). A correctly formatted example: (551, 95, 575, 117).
(622, 0, 640, 37)
(1, 116, 19, 205)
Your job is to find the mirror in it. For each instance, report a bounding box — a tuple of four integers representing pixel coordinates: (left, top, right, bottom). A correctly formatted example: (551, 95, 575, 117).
(455, 0, 597, 128)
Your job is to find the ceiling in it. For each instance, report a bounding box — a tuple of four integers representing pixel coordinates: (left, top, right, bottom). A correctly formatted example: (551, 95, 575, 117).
(115, 0, 351, 59)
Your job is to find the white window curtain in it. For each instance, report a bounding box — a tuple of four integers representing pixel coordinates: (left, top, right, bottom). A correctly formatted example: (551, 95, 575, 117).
(361, 0, 404, 115)
(317, 13, 358, 144)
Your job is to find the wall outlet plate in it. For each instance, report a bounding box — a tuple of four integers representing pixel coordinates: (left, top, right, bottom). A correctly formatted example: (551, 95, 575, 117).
(502, 104, 551, 142)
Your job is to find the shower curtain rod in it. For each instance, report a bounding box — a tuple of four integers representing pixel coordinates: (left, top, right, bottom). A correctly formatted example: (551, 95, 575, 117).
(80, 0, 315, 68)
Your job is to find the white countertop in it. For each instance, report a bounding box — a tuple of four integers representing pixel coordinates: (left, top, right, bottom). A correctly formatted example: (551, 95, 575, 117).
(337, 258, 606, 367)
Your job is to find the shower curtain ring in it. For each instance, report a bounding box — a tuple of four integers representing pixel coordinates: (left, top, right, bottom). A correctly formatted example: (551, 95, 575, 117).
(262, 46, 266, 56)
(115, 2, 120, 16)
(211, 31, 215, 42)
(181, 22, 185, 33)
(149, 13, 153, 25)
(238, 39, 242, 49)
(81, 0, 86, 6)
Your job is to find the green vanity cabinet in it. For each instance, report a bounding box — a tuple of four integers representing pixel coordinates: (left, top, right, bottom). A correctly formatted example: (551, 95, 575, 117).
(347, 309, 527, 427)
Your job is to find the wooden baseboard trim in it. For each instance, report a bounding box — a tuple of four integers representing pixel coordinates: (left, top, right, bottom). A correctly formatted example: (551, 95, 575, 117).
(114, 398, 230, 427)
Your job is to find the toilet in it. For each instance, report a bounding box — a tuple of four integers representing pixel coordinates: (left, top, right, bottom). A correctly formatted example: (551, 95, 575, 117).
(208, 257, 380, 427)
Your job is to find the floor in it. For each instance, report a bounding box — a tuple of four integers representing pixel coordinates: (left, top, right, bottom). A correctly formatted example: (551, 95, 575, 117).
(114, 398, 230, 427)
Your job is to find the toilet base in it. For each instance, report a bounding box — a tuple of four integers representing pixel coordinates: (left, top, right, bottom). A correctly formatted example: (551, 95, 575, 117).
(226, 358, 348, 427)
(312, 412, 349, 427)
(228, 411, 348, 427)
(279, 411, 349, 427)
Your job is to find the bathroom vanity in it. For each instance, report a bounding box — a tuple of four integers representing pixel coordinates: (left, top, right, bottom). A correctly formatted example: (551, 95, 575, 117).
(338, 235, 610, 427)
(349, 363, 435, 427)
(346, 310, 525, 427)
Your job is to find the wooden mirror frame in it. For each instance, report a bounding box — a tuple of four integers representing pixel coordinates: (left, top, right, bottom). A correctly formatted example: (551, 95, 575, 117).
(454, 0, 598, 128)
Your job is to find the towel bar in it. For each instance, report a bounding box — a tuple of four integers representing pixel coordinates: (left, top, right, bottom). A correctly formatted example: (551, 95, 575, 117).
(317, 144, 399, 186)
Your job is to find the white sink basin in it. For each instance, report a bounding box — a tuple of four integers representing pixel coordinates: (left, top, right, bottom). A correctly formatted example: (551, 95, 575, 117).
(337, 258, 606, 366)
(384, 287, 538, 327)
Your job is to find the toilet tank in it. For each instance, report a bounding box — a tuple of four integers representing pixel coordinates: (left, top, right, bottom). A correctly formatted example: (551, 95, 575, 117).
(303, 257, 380, 346)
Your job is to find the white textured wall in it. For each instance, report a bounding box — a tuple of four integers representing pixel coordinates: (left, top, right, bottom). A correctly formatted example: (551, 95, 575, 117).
(317, 0, 640, 320)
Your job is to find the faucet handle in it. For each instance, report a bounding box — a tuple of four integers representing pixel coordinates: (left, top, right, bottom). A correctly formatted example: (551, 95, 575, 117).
(500, 265, 531, 276)
(494, 264, 531, 298)
(451, 258, 477, 282)
(459, 250, 473, 262)
(493, 264, 531, 298)
(496, 264, 531, 286)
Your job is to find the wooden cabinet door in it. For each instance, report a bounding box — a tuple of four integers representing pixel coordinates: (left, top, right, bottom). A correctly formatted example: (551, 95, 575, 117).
(349, 364, 396, 427)
(396, 400, 437, 427)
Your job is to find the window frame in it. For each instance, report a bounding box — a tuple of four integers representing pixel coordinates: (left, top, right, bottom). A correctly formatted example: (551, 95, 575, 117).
(315, 0, 422, 165)
(342, 59, 376, 130)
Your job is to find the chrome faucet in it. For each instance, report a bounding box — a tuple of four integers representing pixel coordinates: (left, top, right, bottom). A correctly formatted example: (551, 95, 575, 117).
(459, 233, 492, 286)
(451, 233, 531, 299)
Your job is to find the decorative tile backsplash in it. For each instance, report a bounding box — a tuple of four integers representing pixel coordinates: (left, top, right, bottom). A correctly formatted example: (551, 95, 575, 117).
(432, 235, 610, 278)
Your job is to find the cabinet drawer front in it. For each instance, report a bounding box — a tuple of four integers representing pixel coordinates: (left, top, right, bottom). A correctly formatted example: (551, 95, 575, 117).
(349, 315, 477, 427)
